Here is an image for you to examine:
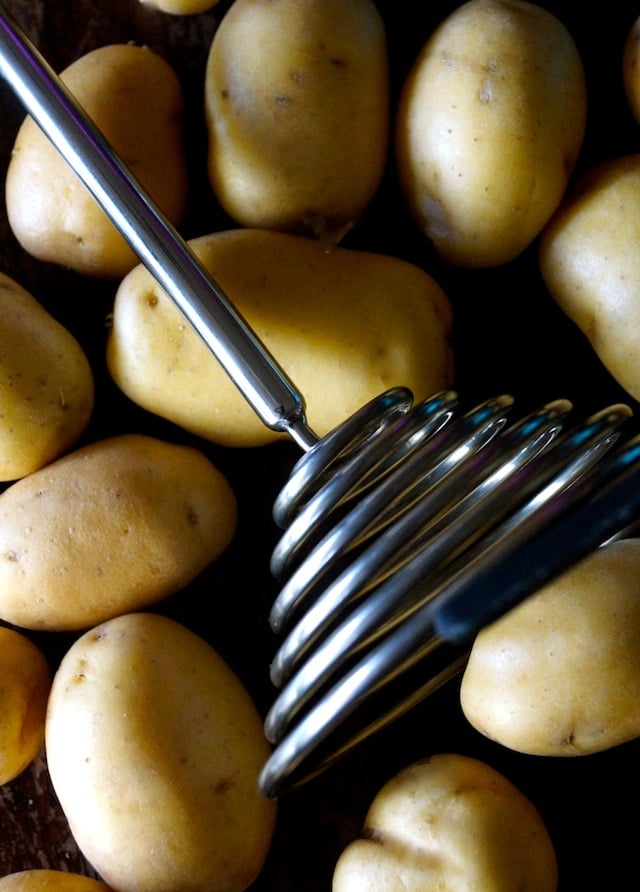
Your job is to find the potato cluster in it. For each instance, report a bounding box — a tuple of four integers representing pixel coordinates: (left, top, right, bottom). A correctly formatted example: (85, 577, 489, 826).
(1, 0, 640, 891)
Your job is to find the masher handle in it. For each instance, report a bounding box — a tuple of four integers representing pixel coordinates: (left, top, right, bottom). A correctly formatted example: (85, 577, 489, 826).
(0, 7, 318, 452)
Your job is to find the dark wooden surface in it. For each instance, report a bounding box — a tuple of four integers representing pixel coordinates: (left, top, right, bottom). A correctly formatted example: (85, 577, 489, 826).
(1, 1, 640, 889)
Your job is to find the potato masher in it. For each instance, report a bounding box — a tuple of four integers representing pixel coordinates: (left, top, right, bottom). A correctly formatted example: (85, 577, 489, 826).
(2, 7, 640, 799)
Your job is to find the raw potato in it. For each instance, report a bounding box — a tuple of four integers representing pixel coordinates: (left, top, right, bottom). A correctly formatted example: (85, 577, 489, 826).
(0, 272, 94, 481)
(332, 753, 558, 892)
(204, 0, 389, 238)
(395, 0, 587, 267)
(5, 43, 188, 278)
(106, 228, 453, 447)
(623, 16, 640, 122)
(0, 627, 51, 785)
(539, 153, 640, 401)
(46, 612, 277, 892)
(0, 871, 112, 891)
(460, 539, 640, 755)
(0, 434, 237, 631)
(140, 0, 219, 12)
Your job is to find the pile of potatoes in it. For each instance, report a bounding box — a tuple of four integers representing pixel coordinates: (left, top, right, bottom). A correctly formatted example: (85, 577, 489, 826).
(1, 0, 640, 890)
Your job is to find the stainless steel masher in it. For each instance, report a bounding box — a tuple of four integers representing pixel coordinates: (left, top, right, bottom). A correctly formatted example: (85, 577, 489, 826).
(2, 7, 640, 799)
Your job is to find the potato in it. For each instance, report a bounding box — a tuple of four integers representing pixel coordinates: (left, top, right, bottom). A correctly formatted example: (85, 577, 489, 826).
(460, 539, 640, 756)
(204, 0, 389, 239)
(106, 227, 453, 447)
(539, 153, 640, 401)
(395, 0, 587, 267)
(332, 753, 558, 892)
(140, 0, 219, 13)
(0, 434, 237, 631)
(623, 16, 640, 123)
(0, 272, 94, 481)
(46, 612, 277, 892)
(0, 871, 112, 892)
(5, 43, 188, 278)
(0, 627, 51, 785)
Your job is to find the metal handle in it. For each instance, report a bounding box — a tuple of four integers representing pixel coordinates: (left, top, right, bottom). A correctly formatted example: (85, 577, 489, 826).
(0, 6, 318, 451)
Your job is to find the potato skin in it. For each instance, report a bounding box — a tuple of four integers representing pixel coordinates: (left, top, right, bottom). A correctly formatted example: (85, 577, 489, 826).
(106, 228, 453, 447)
(395, 0, 586, 267)
(461, 539, 640, 756)
(0, 273, 94, 481)
(204, 0, 389, 238)
(0, 434, 237, 631)
(6, 43, 188, 278)
(140, 0, 219, 12)
(0, 627, 51, 785)
(332, 753, 557, 892)
(539, 154, 640, 402)
(46, 612, 277, 892)
(0, 871, 112, 892)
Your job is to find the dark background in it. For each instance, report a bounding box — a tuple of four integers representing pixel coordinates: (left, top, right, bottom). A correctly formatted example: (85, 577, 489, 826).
(0, 1, 639, 888)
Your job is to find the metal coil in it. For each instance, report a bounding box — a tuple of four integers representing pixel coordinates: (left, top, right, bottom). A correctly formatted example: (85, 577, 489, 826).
(258, 390, 640, 796)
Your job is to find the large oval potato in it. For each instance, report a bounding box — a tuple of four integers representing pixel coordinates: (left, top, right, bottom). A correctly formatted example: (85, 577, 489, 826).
(204, 0, 389, 238)
(332, 753, 558, 891)
(6, 43, 188, 278)
(106, 228, 453, 447)
(46, 612, 277, 892)
(0, 434, 237, 631)
(395, 0, 587, 267)
(0, 871, 112, 892)
(0, 626, 51, 785)
(539, 153, 640, 401)
(0, 272, 94, 481)
(460, 538, 640, 755)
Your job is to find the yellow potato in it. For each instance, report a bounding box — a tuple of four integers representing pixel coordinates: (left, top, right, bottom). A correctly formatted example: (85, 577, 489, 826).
(46, 612, 277, 892)
(5, 43, 188, 278)
(106, 228, 453, 447)
(539, 153, 640, 401)
(140, 0, 219, 12)
(623, 16, 640, 122)
(0, 434, 237, 631)
(332, 753, 558, 892)
(204, 0, 389, 239)
(395, 0, 587, 267)
(0, 871, 112, 892)
(460, 539, 640, 755)
(0, 272, 94, 481)
(0, 626, 51, 785)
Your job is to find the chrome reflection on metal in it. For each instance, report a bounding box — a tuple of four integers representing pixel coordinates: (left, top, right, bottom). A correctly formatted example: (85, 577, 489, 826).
(3, 7, 640, 803)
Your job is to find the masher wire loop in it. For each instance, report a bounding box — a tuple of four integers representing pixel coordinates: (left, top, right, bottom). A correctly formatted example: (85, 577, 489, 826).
(264, 399, 630, 726)
(260, 407, 640, 796)
(3, 9, 640, 802)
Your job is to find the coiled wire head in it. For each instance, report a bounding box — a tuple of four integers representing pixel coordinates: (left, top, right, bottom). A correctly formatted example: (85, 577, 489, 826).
(259, 388, 640, 796)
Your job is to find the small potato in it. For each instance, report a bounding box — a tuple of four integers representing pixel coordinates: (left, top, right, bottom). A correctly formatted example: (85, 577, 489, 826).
(460, 539, 640, 755)
(46, 612, 277, 892)
(6, 43, 188, 278)
(539, 153, 640, 402)
(0, 272, 94, 481)
(332, 753, 557, 892)
(0, 871, 112, 892)
(0, 626, 51, 785)
(204, 0, 389, 238)
(0, 434, 237, 631)
(140, 0, 220, 12)
(106, 228, 453, 447)
(623, 16, 640, 122)
(395, 0, 587, 267)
